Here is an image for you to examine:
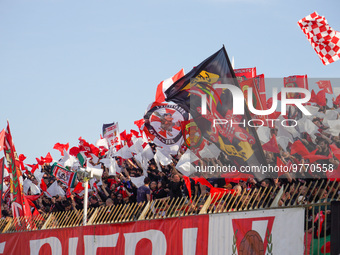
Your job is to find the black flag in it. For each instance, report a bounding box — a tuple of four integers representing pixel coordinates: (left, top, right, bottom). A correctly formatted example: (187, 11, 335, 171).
(165, 47, 268, 180)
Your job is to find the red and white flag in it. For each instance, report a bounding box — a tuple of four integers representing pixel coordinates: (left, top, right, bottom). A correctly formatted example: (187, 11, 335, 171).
(155, 69, 185, 103)
(298, 12, 340, 65)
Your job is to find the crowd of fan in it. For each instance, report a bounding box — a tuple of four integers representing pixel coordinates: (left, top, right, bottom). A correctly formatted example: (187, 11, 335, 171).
(1, 106, 339, 230)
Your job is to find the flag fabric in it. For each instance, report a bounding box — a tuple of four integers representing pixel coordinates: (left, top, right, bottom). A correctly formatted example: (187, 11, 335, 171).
(53, 142, 69, 156)
(290, 140, 310, 156)
(262, 135, 280, 153)
(165, 47, 268, 180)
(143, 101, 189, 148)
(102, 122, 121, 149)
(233, 67, 256, 83)
(283, 75, 309, 99)
(0, 157, 4, 218)
(3, 122, 30, 218)
(50, 162, 77, 188)
(298, 12, 340, 65)
(317, 80, 333, 94)
(155, 69, 185, 103)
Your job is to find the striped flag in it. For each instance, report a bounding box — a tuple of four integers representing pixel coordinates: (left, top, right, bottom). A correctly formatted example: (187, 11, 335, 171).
(3, 122, 31, 218)
(155, 69, 185, 103)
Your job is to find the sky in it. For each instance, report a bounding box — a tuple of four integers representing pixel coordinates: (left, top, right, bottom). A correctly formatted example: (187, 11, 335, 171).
(1, 0, 340, 164)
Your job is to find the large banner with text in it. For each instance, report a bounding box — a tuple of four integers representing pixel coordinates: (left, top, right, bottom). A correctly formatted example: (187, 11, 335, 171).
(0, 208, 304, 254)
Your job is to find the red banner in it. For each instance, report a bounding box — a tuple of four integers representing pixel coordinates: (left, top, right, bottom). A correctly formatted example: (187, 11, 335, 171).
(283, 75, 309, 99)
(234, 67, 257, 83)
(0, 215, 209, 255)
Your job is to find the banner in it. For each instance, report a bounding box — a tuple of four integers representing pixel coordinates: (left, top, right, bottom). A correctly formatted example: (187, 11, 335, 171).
(234, 67, 257, 83)
(102, 122, 121, 148)
(283, 75, 309, 99)
(208, 208, 305, 255)
(239, 74, 266, 122)
(0, 208, 304, 254)
(144, 101, 189, 147)
(50, 162, 77, 188)
(165, 47, 267, 179)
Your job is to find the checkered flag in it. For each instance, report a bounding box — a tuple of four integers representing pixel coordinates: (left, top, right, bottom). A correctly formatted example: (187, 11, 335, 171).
(298, 12, 340, 65)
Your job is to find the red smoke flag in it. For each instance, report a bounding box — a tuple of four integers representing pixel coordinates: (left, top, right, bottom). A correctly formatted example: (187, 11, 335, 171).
(317, 80, 333, 94)
(53, 142, 69, 156)
(3, 122, 31, 218)
(262, 135, 280, 153)
(0, 129, 4, 152)
(155, 69, 185, 103)
(298, 12, 340, 65)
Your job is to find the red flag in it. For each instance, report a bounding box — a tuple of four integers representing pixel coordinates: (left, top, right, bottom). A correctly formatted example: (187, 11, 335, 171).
(290, 140, 310, 156)
(315, 89, 327, 106)
(53, 142, 69, 156)
(298, 12, 340, 65)
(18, 154, 27, 171)
(66, 187, 71, 198)
(26, 164, 39, 174)
(130, 129, 140, 137)
(0, 158, 4, 218)
(41, 152, 53, 164)
(304, 149, 332, 163)
(69, 146, 81, 157)
(155, 69, 185, 103)
(182, 176, 192, 199)
(36, 157, 44, 166)
(317, 80, 333, 94)
(72, 182, 84, 194)
(134, 119, 144, 129)
(0, 129, 4, 152)
(333, 94, 340, 107)
(276, 157, 286, 177)
(262, 135, 280, 153)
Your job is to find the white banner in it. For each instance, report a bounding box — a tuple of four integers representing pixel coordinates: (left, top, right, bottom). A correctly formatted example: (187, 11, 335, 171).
(208, 208, 305, 255)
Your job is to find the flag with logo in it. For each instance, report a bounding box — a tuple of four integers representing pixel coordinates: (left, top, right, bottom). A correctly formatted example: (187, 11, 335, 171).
(165, 47, 268, 179)
(3, 122, 31, 218)
(143, 101, 189, 148)
(283, 75, 309, 99)
(50, 162, 77, 188)
(298, 12, 340, 65)
(103, 122, 121, 149)
(234, 67, 256, 83)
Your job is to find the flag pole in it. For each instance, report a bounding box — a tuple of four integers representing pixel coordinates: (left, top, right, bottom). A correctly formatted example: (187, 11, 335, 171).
(83, 180, 88, 226)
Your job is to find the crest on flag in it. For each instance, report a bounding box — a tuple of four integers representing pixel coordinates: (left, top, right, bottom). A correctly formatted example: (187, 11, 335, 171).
(232, 217, 275, 255)
(144, 102, 189, 146)
(51, 163, 77, 188)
